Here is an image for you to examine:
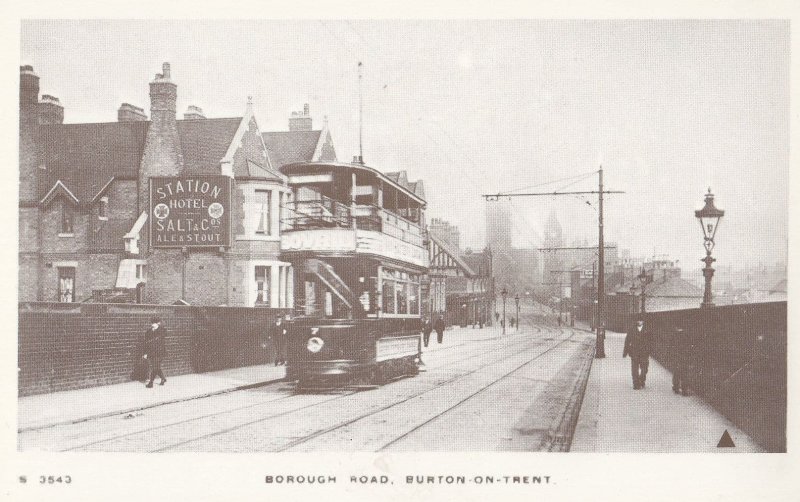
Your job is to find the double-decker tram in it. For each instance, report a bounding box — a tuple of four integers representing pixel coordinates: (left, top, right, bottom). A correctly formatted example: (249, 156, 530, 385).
(280, 160, 428, 388)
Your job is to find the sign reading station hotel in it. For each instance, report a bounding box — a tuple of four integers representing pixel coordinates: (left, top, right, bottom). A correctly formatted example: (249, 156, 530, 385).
(149, 176, 232, 247)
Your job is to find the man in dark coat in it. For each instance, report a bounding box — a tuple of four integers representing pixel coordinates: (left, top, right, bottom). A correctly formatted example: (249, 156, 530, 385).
(433, 315, 446, 344)
(671, 326, 695, 396)
(421, 317, 433, 348)
(143, 316, 167, 388)
(272, 315, 289, 366)
(623, 317, 651, 389)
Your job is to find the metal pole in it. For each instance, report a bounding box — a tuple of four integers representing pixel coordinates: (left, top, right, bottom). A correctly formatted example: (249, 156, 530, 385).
(701, 252, 716, 308)
(358, 62, 363, 163)
(597, 166, 605, 332)
(516, 299, 520, 332)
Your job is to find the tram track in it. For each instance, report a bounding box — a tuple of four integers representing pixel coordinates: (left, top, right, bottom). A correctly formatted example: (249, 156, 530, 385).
(282, 328, 583, 452)
(52, 320, 551, 452)
(150, 324, 566, 452)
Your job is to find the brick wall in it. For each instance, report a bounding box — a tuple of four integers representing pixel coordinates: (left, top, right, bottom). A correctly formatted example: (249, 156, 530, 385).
(644, 301, 787, 452)
(18, 303, 290, 396)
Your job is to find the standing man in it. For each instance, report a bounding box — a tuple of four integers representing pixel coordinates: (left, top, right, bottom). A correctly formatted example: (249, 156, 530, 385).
(143, 316, 167, 388)
(623, 317, 652, 389)
(434, 314, 446, 344)
(272, 315, 288, 366)
(671, 326, 693, 396)
(421, 316, 433, 348)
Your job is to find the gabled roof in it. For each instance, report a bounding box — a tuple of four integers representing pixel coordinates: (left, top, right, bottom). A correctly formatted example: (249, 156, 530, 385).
(263, 130, 323, 168)
(429, 233, 476, 276)
(38, 121, 149, 202)
(37, 117, 252, 203)
(461, 252, 490, 276)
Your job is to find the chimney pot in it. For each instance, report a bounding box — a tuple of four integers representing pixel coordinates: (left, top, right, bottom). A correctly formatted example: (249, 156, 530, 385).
(303, 103, 310, 116)
(162, 62, 171, 79)
(183, 105, 206, 120)
(118, 102, 148, 122)
(38, 94, 64, 125)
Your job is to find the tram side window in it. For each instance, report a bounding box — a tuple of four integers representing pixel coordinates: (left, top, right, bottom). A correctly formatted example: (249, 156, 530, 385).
(382, 279, 395, 314)
(396, 282, 408, 314)
(254, 266, 270, 306)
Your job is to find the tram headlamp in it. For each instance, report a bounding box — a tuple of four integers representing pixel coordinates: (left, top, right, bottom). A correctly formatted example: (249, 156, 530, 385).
(307, 337, 324, 353)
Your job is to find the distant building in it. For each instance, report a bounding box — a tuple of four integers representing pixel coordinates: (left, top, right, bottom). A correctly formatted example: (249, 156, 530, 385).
(429, 217, 461, 251)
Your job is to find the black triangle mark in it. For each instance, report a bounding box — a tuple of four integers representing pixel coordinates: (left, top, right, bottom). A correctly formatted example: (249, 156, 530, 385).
(717, 429, 735, 448)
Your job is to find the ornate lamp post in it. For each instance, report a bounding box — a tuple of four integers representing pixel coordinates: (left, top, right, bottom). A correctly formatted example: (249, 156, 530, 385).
(501, 287, 508, 335)
(695, 188, 725, 308)
(637, 267, 649, 314)
(514, 294, 520, 332)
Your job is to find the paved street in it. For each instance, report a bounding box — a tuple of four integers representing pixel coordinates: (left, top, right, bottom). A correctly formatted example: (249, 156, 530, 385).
(19, 317, 595, 453)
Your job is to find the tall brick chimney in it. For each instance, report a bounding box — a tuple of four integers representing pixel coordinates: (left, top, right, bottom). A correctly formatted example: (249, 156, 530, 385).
(19, 65, 41, 203)
(118, 103, 147, 122)
(138, 62, 185, 304)
(139, 62, 184, 222)
(38, 95, 64, 125)
(288, 103, 313, 131)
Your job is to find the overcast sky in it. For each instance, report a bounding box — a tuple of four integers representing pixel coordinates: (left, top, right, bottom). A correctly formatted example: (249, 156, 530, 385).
(21, 19, 789, 276)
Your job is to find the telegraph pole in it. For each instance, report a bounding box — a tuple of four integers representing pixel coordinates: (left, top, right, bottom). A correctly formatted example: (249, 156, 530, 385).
(483, 169, 622, 349)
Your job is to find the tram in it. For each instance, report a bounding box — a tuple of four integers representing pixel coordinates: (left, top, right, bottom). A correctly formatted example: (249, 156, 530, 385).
(280, 160, 428, 388)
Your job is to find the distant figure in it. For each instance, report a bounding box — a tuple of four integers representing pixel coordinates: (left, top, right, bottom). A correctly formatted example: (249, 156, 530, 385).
(623, 317, 652, 390)
(671, 326, 694, 396)
(510, 317, 516, 328)
(421, 317, 433, 348)
(495, 312, 500, 323)
(434, 315, 446, 344)
(557, 315, 562, 327)
(142, 316, 167, 388)
(272, 315, 288, 366)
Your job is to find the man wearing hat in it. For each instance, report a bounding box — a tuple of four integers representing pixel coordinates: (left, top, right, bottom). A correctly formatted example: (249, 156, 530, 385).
(623, 316, 652, 390)
(143, 316, 167, 388)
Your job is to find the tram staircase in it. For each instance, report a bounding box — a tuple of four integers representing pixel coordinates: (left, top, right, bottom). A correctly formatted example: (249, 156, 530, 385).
(305, 258, 365, 317)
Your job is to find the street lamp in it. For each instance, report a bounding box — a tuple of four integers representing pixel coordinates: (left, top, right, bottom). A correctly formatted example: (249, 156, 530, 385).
(638, 267, 649, 314)
(695, 188, 725, 308)
(514, 294, 520, 332)
(501, 287, 508, 335)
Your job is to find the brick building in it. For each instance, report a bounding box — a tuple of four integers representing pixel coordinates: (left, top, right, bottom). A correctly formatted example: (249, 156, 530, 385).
(19, 63, 293, 307)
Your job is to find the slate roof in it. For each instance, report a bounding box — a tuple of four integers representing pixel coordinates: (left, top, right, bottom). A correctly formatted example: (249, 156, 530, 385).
(619, 275, 703, 298)
(461, 252, 491, 276)
(263, 130, 322, 168)
(38, 121, 149, 202)
(385, 170, 427, 198)
(177, 117, 241, 174)
(38, 117, 244, 202)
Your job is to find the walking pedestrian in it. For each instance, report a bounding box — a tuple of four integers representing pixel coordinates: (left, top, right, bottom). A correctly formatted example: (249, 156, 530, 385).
(671, 326, 694, 396)
(421, 316, 433, 348)
(143, 316, 167, 388)
(272, 315, 288, 366)
(434, 315, 446, 344)
(623, 317, 652, 390)
(495, 312, 500, 324)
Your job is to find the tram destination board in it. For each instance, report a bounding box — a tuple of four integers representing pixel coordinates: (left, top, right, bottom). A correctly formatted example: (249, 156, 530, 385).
(149, 176, 232, 248)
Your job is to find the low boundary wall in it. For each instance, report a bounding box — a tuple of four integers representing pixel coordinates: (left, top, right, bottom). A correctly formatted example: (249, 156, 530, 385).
(18, 303, 289, 396)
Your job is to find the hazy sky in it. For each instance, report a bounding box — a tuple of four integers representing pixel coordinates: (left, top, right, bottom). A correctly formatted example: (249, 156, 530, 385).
(21, 20, 789, 275)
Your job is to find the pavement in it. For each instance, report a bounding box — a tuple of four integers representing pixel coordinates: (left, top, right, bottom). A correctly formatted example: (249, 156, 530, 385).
(570, 329, 765, 452)
(17, 323, 504, 433)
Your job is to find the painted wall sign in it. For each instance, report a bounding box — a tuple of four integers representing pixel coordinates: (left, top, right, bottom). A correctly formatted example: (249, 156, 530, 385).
(149, 176, 232, 248)
(281, 229, 357, 252)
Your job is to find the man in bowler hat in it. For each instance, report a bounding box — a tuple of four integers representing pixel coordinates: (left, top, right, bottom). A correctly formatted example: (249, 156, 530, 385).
(623, 317, 651, 389)
(143, 316, 167, 388)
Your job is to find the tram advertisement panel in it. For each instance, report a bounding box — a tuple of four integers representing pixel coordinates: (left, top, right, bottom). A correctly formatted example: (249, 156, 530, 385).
(149, 176, 232, 247)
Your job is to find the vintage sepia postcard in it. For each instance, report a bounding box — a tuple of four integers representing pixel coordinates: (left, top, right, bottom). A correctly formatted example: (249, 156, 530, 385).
(3, 2, 798, 501)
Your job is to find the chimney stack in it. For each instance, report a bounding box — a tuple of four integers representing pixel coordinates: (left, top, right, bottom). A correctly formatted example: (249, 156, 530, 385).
(38, 95, 64, 125)
(20, 65, 40, 109)
(288, 103, 313, 131)
(149, 62, 177, 116)
(118, 103, 147, 122)
(183, 105, 206, 120)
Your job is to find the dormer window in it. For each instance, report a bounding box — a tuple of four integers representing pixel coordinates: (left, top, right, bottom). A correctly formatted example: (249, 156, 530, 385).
(99, 196, 109, 220)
